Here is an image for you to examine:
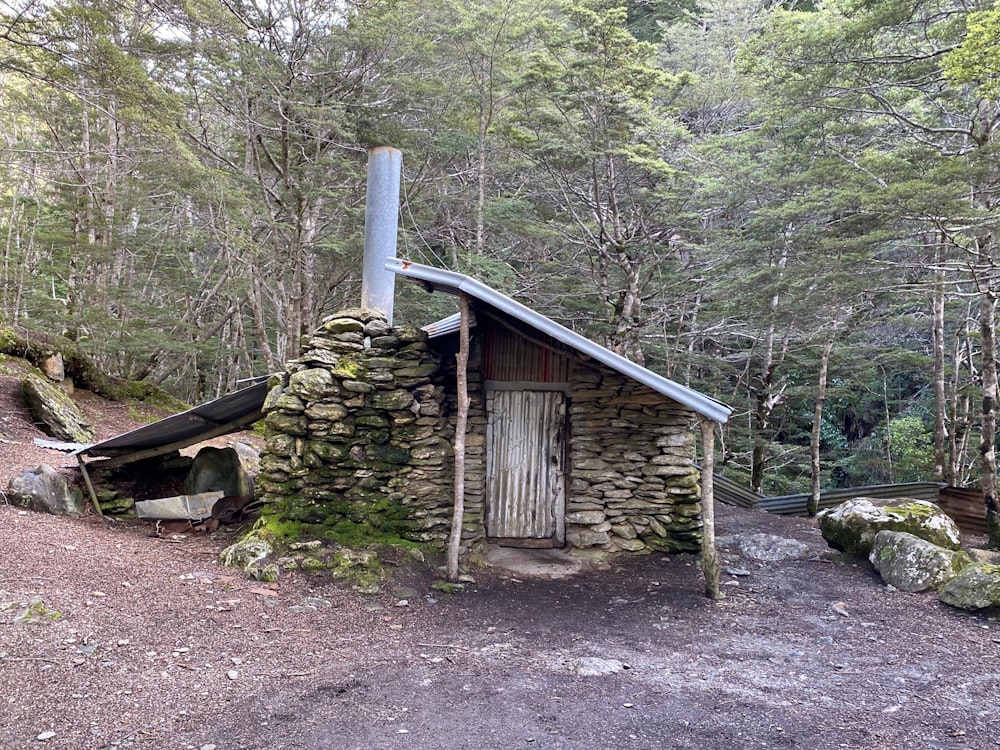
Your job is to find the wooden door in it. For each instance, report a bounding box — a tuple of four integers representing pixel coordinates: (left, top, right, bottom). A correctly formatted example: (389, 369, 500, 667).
(485, 388, 566, 547)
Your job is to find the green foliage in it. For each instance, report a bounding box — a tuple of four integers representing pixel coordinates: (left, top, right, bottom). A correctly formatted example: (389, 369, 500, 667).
(884, 415, 936, 483)
(1, 0, 998, 500)
(943, 8, 1000, 100)
(627, 0, 698, 42)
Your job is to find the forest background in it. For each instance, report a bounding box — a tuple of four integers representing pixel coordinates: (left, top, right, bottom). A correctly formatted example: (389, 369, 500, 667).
(1, 0, 999, 519)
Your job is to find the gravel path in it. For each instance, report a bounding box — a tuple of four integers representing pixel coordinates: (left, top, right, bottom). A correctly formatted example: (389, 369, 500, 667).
(2, 503, 998, 750)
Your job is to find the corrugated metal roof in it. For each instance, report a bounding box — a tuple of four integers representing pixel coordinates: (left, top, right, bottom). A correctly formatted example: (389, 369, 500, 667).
(387, 258, 732, 424)
(421, 311, 476, 338)
(75, 380, 270, 458)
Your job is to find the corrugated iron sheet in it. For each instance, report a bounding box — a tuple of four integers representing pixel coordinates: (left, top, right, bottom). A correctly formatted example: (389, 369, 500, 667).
(938, 486, 988, 535)
(422, 311, 477, 338)
(482, 321, 571, 382)
(714, 477, 989, 536)
(486, 389, 565, 541)
(385, 258, 731, 424)
(759, 482, 946, 515)
(74, 380, 270, 458)
(711, 472, 766, 509)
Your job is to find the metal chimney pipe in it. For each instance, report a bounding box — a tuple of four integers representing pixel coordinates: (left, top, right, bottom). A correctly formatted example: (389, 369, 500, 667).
(361, 146, 402, 325)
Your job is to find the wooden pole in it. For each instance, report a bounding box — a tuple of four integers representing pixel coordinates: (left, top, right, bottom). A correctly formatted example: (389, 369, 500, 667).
(447, 292, 472, 581)
(76, 455, 103, 516)
(699, 416, 722, 600)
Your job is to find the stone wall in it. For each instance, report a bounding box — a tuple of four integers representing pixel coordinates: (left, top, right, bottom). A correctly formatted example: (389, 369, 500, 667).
(257, 309, 454, 545)
(566, 367, 701, 554)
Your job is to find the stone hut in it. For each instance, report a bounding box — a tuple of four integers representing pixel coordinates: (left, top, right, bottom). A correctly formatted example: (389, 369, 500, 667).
(257, 261, 730, 559)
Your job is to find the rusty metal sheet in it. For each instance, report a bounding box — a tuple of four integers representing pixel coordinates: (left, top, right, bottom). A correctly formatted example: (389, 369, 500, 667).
(482, 321, 571, 383)
(486, 389, 565, 544)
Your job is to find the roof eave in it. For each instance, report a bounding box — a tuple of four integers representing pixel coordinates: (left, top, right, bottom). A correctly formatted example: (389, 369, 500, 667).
(385, 258, 731, 424)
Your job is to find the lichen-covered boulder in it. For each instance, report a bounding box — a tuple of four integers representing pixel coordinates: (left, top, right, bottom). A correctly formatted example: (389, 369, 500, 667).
(21, 371, 94, 443)
(219, 537, 272, 577)
(938, 563, 1000, 610)
(7, 464, 84, 516)
(817, 498, 961, 556)
(868, 530, 971, 592)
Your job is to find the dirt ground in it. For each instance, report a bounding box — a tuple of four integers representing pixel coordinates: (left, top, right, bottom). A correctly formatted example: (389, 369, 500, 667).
(1, 367, 999, 749)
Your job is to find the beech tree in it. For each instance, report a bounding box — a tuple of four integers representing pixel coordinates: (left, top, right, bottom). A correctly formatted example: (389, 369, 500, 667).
(748, 0, 1000, 537)
(509, 0, 696, 364)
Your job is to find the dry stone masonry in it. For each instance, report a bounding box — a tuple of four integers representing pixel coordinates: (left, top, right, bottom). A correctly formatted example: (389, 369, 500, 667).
(449, 336, 703, 557)
(257, 309, 453, 546)
(564, 369, 702, 554)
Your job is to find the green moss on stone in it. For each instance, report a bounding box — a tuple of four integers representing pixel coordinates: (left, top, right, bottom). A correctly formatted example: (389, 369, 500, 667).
(332, 356, 364, 380)
(258, 563, 280, 583)
(300, 556, 330, 573)
(430, 581, 465, 595)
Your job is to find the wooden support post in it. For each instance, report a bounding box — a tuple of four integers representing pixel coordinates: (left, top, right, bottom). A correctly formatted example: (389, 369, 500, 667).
(447, 292, 472, 581)
(76, 455, 103, 517)
(699, 416, 722, 600)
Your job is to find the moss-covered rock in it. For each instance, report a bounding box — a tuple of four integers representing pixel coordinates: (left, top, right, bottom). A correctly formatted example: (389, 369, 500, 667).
(257, 563, 281, 583)
(219, 537, 273, 573)
(869, 530, 972, 592)
(0, 326, 113, 396)
(8, 464, 84, 516)
(289, 368, 337, 402)
(21, 372, 95, 442)
(817, 498, 961, 556)
(431, 580, 466, 594)
(938, 563, 1000, 610)
(328, 548, 386, 593)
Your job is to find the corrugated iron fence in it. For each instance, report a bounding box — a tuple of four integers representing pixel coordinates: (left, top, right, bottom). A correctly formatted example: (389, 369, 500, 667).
(937, 486, 988, 535)
(712, 473, 988, 535)
(760, 482, 945, 515)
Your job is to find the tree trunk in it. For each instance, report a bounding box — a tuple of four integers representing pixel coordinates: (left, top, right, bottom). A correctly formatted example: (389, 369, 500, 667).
(980, 283, 1000, 547)
(948, 304, 975, 485)
(699, 416, 722, 600)
(475, 108, 488, 257)
(808, 330, 835, 516)
(749, 245, 788, 494)
(932, 265, 947, 483)
(447, 293, 472, 580)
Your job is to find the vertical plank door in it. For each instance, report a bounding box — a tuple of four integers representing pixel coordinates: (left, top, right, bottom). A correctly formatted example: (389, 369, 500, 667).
(485, 389, 566, 546)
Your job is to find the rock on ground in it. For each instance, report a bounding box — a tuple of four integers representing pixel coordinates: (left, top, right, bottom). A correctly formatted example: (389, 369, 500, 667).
(938, 562, 1000, 610)
(817, 497, 961, 556)
(7, 464, 84, 516)
(20, 371, 94, 443)
(868, 530, 970, 592)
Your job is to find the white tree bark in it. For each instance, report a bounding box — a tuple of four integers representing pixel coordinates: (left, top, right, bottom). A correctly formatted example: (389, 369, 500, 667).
(447, 293, 472, 580)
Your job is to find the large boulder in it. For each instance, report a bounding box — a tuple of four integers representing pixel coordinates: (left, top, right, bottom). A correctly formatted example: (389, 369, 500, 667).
(7, 464, 84, 516)
(817, 498, 961, 556)
(868, 530, 971, 592)
(21, 372, 94, 443)
(183, 446, 254, 500)
(938, 563, 1000, 610)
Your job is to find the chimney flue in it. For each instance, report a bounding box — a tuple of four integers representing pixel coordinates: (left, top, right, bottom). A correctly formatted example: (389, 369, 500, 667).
(361, 146, 402, 325)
